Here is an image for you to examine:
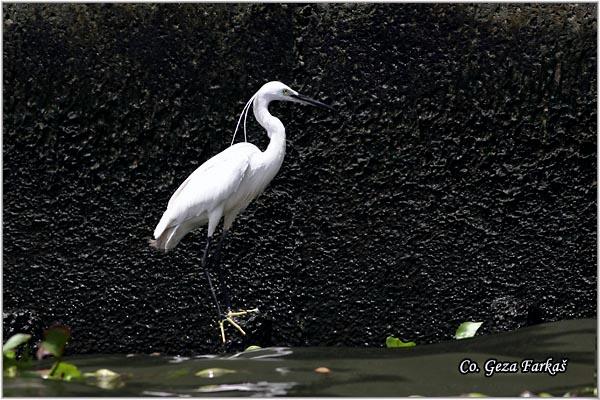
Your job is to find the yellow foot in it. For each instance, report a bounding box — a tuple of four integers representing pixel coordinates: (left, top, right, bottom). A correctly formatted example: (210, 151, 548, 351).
(218, 308, 259, 343)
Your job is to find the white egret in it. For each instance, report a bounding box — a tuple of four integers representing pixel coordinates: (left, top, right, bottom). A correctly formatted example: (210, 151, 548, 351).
(150, 81, 333, 342)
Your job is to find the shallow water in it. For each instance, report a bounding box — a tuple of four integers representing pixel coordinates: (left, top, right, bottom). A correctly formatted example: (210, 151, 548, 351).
(4, 319, 596, 397)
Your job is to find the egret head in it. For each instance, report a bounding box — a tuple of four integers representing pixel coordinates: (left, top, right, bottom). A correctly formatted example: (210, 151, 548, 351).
(258, 81, 334, 111)
(231, 81, 333, 145)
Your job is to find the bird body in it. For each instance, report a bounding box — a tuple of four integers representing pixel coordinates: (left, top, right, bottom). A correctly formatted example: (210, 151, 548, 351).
(150, 81, 332, 342)
(152, 138, 285, 250)
(151, 84, 291, 251)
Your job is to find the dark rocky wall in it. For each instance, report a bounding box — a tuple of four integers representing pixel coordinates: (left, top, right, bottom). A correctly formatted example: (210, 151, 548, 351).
(3, 3, 596, 354)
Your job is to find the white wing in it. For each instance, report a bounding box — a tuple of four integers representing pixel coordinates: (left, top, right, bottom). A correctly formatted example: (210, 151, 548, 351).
(154, 142, 260, 239)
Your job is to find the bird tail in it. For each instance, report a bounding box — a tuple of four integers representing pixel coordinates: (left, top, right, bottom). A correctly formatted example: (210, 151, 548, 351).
(148, 237, 165, 252)
(150, 211, 197, 252)
(153, 211, 171, 239)
(149, 226, 176, 252)
(150, 211, 177, 252)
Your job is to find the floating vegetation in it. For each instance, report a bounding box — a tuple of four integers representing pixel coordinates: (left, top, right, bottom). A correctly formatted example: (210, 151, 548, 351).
(2, 320, 595, 397)
(385, 336, 416, 348)
(84, 369, 125, 390)
(44, 362, 82, 382)
(3, 333, 33, 378)
(3, 325, 84, 382)
(455, 322, 483, 340)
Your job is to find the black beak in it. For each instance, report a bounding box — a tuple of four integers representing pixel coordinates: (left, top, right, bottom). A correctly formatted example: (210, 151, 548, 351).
(290, 93, 335, 111)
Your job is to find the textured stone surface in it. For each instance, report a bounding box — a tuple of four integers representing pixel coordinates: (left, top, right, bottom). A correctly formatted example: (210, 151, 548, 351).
(3, 4, 596, 354)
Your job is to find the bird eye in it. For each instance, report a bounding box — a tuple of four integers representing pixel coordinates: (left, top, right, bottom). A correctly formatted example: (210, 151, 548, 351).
(282, 89, 290, 95)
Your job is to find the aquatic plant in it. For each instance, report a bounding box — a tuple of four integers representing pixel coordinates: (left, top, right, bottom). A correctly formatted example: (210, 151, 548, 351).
(3, 333, 33, 377)
(3, 325, 127, 389)
(3, 325, 82, 381)
(385, 336, 416, 348)
(36, 325, 82, 381)
(454, 322, 483, 340)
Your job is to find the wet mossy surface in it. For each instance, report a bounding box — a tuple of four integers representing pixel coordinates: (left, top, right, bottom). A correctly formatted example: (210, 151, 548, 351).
(3, 4, 597, 354)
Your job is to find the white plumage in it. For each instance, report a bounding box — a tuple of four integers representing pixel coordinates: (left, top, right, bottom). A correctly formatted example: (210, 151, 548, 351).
(151, 81, 331, 251)
(152, 141, 277, 250)
(149, 81, 332, 342)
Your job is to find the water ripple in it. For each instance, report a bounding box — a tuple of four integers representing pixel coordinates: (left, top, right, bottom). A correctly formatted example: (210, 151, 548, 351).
(196, 381, 297, 397)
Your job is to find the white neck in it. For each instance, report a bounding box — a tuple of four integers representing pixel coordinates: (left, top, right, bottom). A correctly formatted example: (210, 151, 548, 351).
(253, 94, 286, 169)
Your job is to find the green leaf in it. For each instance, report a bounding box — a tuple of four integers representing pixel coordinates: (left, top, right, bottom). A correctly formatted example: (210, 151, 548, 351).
(386, 336, 416, 348)
(4, 366, 18, 378)
(3, 356, 16, 375)
(3, 334, 31, 355)
(3, 334, 34, 375)
(37, 326, 70, 359)
(454, 322, 483, 340)
(47, 362, 82, 381)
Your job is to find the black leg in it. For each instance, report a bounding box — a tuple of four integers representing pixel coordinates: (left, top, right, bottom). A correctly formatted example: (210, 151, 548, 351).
(202, 236, 223, 318)
(211, 230, 232, 312)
